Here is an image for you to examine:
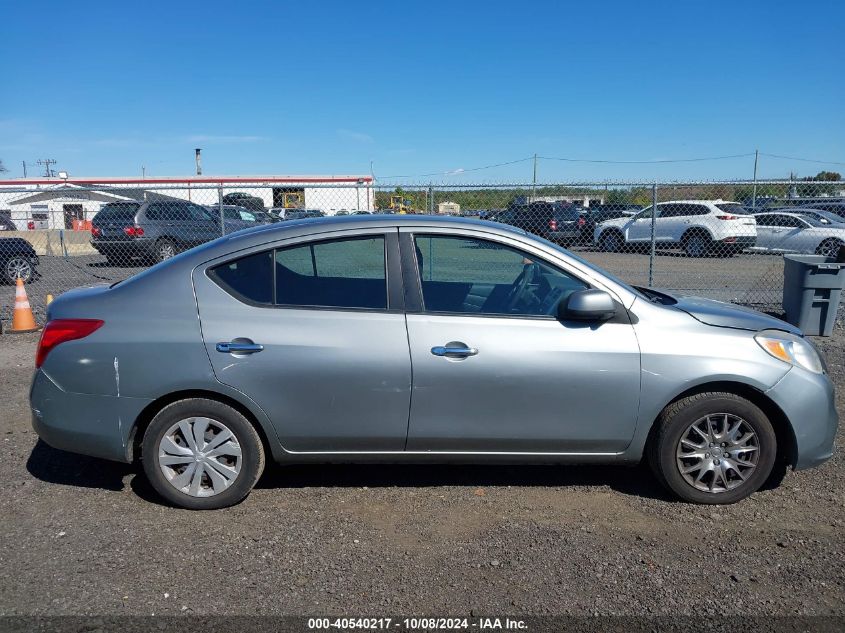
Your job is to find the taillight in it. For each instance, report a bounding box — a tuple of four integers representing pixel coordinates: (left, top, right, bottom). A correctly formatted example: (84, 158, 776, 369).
(549, 219, 558, 231)
(716, 215, 738, 220)
(36, 319, 104, 368)
(27, 221, 35, 230)
(91, 226, 101, 237)
(577, 217, 586, 227)
(124, 225, 144, 236)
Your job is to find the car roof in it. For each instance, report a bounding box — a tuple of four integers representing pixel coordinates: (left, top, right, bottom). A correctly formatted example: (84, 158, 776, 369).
(656, 199, 737, 205)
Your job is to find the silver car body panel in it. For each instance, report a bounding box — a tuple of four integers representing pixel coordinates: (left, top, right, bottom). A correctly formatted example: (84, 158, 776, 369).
(30, 215, 837, 471)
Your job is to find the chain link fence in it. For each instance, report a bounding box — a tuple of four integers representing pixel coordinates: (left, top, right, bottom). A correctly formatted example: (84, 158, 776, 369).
(1, 179, 844, 326)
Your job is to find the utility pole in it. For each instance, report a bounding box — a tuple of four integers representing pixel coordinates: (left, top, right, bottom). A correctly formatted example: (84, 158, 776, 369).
(22, 161, 27, 178)
(531, 153, 538, 202)
(751, 149, 759, 210)
(37, 159, 57, 178)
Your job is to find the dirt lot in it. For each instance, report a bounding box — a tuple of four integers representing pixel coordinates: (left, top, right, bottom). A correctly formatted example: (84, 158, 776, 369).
(0, 330, 842, 618)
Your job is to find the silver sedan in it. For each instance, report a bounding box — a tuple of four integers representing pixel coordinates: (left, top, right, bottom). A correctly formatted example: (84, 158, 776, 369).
(30, 216, 837, 509)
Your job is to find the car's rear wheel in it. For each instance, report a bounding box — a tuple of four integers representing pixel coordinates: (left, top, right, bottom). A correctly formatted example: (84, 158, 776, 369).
(682, 232, 711, 258)
(155, 238, 178, 262)
(599, 230, 624, 252)
(4, 256, 33, 284)
(141, 398, 265, 510)
(816, 238, 844, 258)
(647, 392, 777, 504)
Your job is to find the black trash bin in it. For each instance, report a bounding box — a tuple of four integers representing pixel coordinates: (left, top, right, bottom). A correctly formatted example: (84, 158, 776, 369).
(782, 254, 845, 336)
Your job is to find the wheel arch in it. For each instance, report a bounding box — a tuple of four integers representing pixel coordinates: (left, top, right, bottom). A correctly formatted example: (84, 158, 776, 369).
(681, 225, 715, 243)
(643, 380, 796, 467)
(127, 388, 277, 465)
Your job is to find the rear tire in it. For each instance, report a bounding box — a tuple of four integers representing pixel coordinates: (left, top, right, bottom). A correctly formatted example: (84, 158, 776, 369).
(155, 238, 178, 262)
(647, 392, 777, 504)
(141, 398, 265, 510)
(4, 256, 32, 284)
(682, 231, 712, 258)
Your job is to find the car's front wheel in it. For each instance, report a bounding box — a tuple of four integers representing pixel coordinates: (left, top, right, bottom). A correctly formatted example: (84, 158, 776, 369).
(647, 392, 777, 504)
(599, 230, 624, 252)
(141, 398, 265, 510)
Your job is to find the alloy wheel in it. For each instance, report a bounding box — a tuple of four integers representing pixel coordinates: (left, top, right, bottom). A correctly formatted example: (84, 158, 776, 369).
(675, 413, 759, 493)
(158, 241, 176, 261)
(685, 236, 708, 257)
(158, 417, 242, 497)
(6, 257, 32, 283)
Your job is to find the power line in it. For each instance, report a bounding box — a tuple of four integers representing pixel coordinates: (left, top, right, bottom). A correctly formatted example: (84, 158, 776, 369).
(539, 152, 755, 164)
(376, 156, 535, 180)
(758, 152, 845, 167)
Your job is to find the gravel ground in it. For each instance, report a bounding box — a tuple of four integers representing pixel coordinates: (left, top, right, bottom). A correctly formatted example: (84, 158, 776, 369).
(0, 330, 843, 618)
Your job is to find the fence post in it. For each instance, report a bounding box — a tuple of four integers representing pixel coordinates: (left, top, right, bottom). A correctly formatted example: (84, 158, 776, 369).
(218, 186, 225, 236)
(649, 183, 657, 287)
(428, 184, 434, 215)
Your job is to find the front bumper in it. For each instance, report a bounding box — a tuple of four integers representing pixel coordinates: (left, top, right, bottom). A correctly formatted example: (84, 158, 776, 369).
(765, 366, 838, 470)
(30, 368, 152, 463)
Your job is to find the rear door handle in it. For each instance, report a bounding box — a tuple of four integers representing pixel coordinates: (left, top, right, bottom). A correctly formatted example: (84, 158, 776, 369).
(216, 342, 264, 354)
(431, 345, 478, 358)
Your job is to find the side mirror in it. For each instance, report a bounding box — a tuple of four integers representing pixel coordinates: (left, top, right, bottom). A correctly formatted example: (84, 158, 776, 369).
(558, 289, 617, 321)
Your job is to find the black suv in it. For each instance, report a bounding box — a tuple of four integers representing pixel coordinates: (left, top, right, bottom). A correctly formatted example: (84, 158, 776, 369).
(580, 204, 643, 243)
(0, 211, 17, 231)
(497, 201, 584, 245)
(0, 237, 38, 283)
(92, 200, 223, 264)
(221, 192, 266, 214)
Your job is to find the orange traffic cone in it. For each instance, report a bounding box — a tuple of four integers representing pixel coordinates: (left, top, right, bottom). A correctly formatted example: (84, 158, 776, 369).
(9, 277, 39, 333)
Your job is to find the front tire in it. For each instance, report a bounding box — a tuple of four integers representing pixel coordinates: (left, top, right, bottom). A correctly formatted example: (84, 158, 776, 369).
(816, 238, 844, 258)
(599, 230, 624, 252)
(647, 392, 777, 504)
(141, 398, 265, 510)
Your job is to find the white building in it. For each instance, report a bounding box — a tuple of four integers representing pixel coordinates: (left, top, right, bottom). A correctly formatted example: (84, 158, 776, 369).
(0, 175, 375, 230)
(437, 201, 461, 215)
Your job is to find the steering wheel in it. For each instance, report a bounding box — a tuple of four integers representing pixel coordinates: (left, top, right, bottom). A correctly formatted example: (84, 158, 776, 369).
(504, 263, 540, 313)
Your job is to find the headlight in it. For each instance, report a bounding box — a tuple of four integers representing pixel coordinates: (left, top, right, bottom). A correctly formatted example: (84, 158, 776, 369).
(754, 331, 824, 374)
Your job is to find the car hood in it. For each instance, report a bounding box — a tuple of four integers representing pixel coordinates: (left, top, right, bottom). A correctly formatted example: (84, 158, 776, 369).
(671, 294, 801, 334)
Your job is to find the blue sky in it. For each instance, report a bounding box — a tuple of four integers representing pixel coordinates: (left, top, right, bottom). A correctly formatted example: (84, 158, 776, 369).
(1, 0, 843, 182)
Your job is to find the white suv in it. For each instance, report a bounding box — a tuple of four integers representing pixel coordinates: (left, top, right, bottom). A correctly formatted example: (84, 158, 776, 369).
(593, 200, 757, 257)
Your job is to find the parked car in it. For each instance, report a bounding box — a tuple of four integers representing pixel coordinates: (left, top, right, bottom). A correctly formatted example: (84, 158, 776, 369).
(275, 208, 325, 221)
(594, 200, 756, 257)
(91, 200, 223, 265)
(221, 192, 265, 214)
(0, 237, 38, 283)
(580, 204, 643, 244)
(787, 208, 845, 226)
(750, 212, 845, 256)
(0, 211, 18, 231)
(791, 202, 845, 220)
(334, 210, 350, 216)
(31, 216, 836, 509)
(204, 205, 275, 233)
(494, 201, 585, 245)
(351, 210, 372, 215)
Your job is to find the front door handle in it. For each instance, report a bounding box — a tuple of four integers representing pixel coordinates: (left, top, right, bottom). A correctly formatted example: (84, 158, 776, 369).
(431, 345, 478, 358)
(216, 342, 264, 354)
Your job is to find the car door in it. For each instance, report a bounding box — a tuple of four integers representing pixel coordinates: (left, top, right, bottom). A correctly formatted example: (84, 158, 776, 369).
(193, 228, 412, 452)
(754, 213, 781, 250)
(625, 206, 657, 242)
(755, 214, 789, 251)
(401, 228, 641, 453)
(777, 215, 813, 253)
